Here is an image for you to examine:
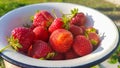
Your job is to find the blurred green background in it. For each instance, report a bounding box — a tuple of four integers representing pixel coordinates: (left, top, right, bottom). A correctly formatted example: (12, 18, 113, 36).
(0, 0, 120, 68)
(0, 0, 120, 22)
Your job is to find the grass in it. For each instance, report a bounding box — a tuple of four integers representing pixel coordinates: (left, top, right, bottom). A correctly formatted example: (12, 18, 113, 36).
(0, 0, 120, 68)
(0, 57, 5, 68)
(0, 0, 119, 16)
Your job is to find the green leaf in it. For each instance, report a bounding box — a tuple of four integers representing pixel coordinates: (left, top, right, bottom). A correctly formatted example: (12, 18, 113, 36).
(108, 56, 118, 64)
(108, 44, 120, 64)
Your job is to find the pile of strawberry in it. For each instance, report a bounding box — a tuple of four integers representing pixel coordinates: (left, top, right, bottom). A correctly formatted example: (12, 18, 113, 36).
(3, 8, 101, 60)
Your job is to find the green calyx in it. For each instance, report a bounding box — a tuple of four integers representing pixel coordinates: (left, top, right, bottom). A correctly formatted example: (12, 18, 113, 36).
(62, 15, 70, 30)
(46, 52, 55, 59)
(71, 8, 78, 17)
(51, 8, 79, 30)
(86, 28, 97, 34)
(39, 52, 55, 60)
(85, 28, 97, 38)
(62, 8, 79, 30)
(0, 36, 22, 53)
(91, 39, 98, 46)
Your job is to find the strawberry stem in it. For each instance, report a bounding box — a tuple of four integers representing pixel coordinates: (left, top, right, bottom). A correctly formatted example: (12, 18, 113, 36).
(0, 45, 11, 53)
(0, 36, 22, 53)
(52, 9, 57, 18)
(7, 36, 22, 51)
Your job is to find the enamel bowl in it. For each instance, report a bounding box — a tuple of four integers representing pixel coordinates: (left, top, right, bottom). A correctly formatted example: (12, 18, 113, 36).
(0, 3, 119, 68)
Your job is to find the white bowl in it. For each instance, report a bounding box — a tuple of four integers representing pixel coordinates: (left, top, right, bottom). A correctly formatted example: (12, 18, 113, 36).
(0, 3, 119, 68)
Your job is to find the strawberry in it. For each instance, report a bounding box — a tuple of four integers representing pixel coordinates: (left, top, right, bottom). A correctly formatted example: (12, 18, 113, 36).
(69, 24, 84, 36)
(70, 12, 86, 26)
(40, 10, 54, 23)
(85, 27, 100, 49)
(48, 9, 70, 33)
(48, 18, 64, 33)
(11, 27, 35, 53)
(88, 32, 100, 49)
(30, 40, 54, 59)
(33, 10, 54, 28)
(80, 25, 86, 34)
(33, 26, 49, 42)
(49, 29, 73, 53)
(65, 49, 79, 59)
(73, 35, 93, 56)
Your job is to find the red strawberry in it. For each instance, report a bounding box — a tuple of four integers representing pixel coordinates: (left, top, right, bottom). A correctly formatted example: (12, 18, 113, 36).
(30, 40, 54, 59)
(88, 32, 100, 49)
(48, 18, 64, 33)
(70, 12, 86, 26)
(33, 26, 49, 42)
(69, 24, 84, 36)
(65, 49, 79, 59)
(73, 35, 93, 56)
(40, 10, 54, 23)
(80, 25, 86, 34)
(51, 53, 65, 60)
(49, 29, 73, 53)
(11, 27, 35, 53)
(33, 12, 47, 27)
(33, 10, 54, 28)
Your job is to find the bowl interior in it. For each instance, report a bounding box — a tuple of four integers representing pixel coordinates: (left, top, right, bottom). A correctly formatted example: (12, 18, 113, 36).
(0, 3, 119, 67)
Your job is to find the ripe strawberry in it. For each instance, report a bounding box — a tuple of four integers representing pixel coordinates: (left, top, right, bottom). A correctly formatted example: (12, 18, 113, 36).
(30, 40, 54, 59)
(69, 24, 84, 36)
(11, 27, 35, 53)
(80, 25, 86, 34)
(88, 32, 100, 49)
(48, 10, 70, 33)
(49, 29, 73, 53)
(73, 35, 93, 56)
(40, 10, 54, 23)
(48, 18, 64, 33)
(70, 12, 86, 26)
(33, 10, 54, 28)
(65, 49, 79, 59)
(33, 26, 49, 42)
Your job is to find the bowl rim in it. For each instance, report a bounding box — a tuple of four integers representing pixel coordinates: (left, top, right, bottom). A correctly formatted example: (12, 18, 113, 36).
(1, 42, 119, 68)
(0, 2, 120, 68)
